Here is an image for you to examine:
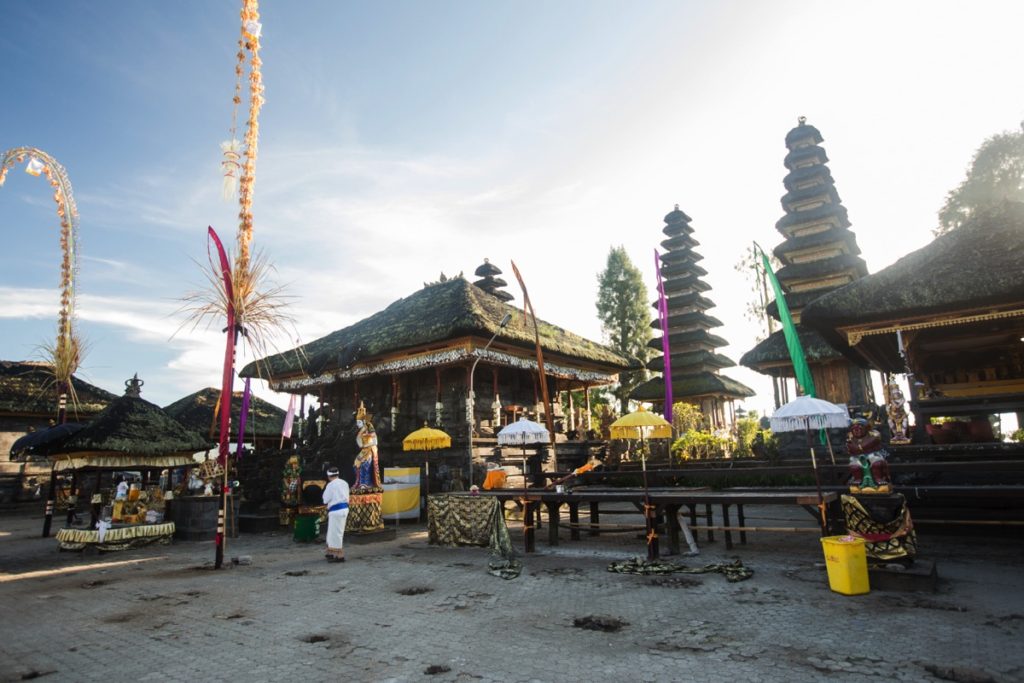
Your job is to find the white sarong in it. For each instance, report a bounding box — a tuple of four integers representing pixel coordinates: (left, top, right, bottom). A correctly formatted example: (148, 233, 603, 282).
(326, 509, 348, 556)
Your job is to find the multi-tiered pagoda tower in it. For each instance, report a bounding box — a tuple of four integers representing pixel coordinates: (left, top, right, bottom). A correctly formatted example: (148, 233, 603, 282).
(740, 117, 873, 407)
(632, 206, 753, 428)
(473, 259, 513, 302)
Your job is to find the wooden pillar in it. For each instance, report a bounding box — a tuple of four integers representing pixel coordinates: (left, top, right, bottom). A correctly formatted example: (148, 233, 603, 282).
(42, 464, 57, 538)
(584, 384, 592, 432)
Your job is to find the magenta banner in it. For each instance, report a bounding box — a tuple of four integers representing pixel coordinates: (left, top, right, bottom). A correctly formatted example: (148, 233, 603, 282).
(654, 249, 672, 421)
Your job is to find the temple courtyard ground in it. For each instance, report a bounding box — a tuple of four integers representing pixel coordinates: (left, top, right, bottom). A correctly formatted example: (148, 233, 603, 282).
(0, 504, 1021, 683)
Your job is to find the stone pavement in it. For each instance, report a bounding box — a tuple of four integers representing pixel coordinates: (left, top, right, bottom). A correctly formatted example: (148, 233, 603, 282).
(1, 504, 1022, 683)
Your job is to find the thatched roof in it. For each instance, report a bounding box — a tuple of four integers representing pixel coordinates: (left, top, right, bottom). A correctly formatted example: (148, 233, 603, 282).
(0, 360, 117, 417)
(647, 329, 729, 352)
(647, 350, 736, 372)
(784, 145, 828, 169)
(631, 372, 754, 402)
(651, 311, 722, 332)
(54, 391, 209, 465)
(785, 120, 824, 146)
(774, 226, 861, 261)
(241, 277, 630, 381)
(775, 253, 867, 281)
(164, 387, 287, 440)
(781, 185, 840, 212)
(803, 202, 1024, 329)
(776, 203, 850, 232)
(739, 326, 847, 369)
(783, 164, 832, 192)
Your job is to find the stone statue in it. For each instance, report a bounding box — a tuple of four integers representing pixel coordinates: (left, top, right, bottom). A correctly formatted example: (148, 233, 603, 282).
(885, 380, 912, 445)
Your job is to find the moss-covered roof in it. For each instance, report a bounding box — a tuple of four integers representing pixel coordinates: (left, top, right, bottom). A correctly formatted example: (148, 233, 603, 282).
(802, 202, 1024, 329)
(739, 326, 846, 370)
(631, 372, 755, 401)
(0, 361, 118, 417)
(240, 277, 630, 380)
(163, 387, 287, 439)
(56, 393, 210, 456)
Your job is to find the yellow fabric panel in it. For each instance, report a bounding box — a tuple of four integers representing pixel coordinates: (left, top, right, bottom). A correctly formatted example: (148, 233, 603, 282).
(382, 486, 420, 515)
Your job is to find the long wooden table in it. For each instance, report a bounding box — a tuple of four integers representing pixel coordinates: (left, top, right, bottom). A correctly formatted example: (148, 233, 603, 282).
(462, 487, 839, 555)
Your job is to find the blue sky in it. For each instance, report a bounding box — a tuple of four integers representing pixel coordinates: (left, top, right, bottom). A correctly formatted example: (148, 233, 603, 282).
(2, 1, 1023, 415)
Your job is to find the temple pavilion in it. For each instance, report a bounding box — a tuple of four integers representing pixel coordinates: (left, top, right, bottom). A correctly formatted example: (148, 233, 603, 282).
(240, 269, 631, 484)
(631, 206, 753, 427)
(740, 118, 874, 408)
(802, 201, 1024, 442)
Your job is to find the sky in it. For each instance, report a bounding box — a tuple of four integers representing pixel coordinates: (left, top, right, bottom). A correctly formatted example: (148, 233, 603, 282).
(1, 0, 1023, 417)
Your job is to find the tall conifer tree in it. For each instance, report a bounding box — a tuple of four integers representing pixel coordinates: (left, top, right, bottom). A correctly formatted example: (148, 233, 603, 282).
(596, 246, 651, 413)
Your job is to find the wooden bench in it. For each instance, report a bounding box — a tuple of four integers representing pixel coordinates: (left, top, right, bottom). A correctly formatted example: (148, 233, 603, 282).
(460, 487, 838, 555)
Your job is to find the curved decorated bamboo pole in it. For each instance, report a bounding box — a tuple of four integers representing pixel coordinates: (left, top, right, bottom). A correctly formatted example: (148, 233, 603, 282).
(0, 147, 81, 422)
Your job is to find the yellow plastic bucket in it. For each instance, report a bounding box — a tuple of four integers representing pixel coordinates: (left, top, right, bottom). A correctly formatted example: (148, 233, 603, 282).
(820, 535, 870, 595)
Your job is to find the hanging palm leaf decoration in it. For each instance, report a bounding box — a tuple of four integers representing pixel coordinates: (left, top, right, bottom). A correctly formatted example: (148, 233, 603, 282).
(0, 147, 83, 421)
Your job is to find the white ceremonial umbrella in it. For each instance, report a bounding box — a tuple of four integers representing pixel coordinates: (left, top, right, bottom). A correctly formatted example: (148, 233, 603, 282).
(497, 417, 550, 497)
(769, 395, 850, 433)
(768, 395, 850, 532)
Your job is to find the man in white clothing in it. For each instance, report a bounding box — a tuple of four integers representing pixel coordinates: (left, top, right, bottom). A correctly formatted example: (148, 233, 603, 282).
(321, 467, 350, 563)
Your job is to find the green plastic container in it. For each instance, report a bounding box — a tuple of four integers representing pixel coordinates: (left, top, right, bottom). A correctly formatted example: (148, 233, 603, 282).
(293, 513, 320, 542)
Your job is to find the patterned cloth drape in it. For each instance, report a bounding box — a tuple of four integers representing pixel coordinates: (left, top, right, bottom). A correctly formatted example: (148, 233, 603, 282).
(841, 494, 916, 561)
(427, 494, 515, 561)
(347, 488, 384, 533)
(55, 523, 175, 551)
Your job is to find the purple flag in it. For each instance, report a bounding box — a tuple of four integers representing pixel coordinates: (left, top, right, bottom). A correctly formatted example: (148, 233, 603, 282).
(281, 394, 297, 439)
(655, 249, 673, 422)
(235, 378, 251, 458)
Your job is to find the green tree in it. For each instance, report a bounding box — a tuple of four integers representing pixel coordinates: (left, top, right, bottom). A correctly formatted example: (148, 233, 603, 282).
(937, 122, 1024, 235)
(596, 246, 651, 413)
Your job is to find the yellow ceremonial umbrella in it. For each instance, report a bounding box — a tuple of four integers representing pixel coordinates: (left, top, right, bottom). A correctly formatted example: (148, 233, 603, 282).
(402, 423, 452, 502)
(609, 405, 673, 440)
(402, 423, 452, 451)
(609, 405, 674, 560)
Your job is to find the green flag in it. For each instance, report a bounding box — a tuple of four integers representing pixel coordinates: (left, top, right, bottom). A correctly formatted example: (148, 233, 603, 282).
(759, 247, 816, 397)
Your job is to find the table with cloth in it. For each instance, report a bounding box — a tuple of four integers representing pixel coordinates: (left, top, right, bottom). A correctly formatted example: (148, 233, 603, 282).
(427, 494, 515, 560)
(55, 522, 176, 552)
